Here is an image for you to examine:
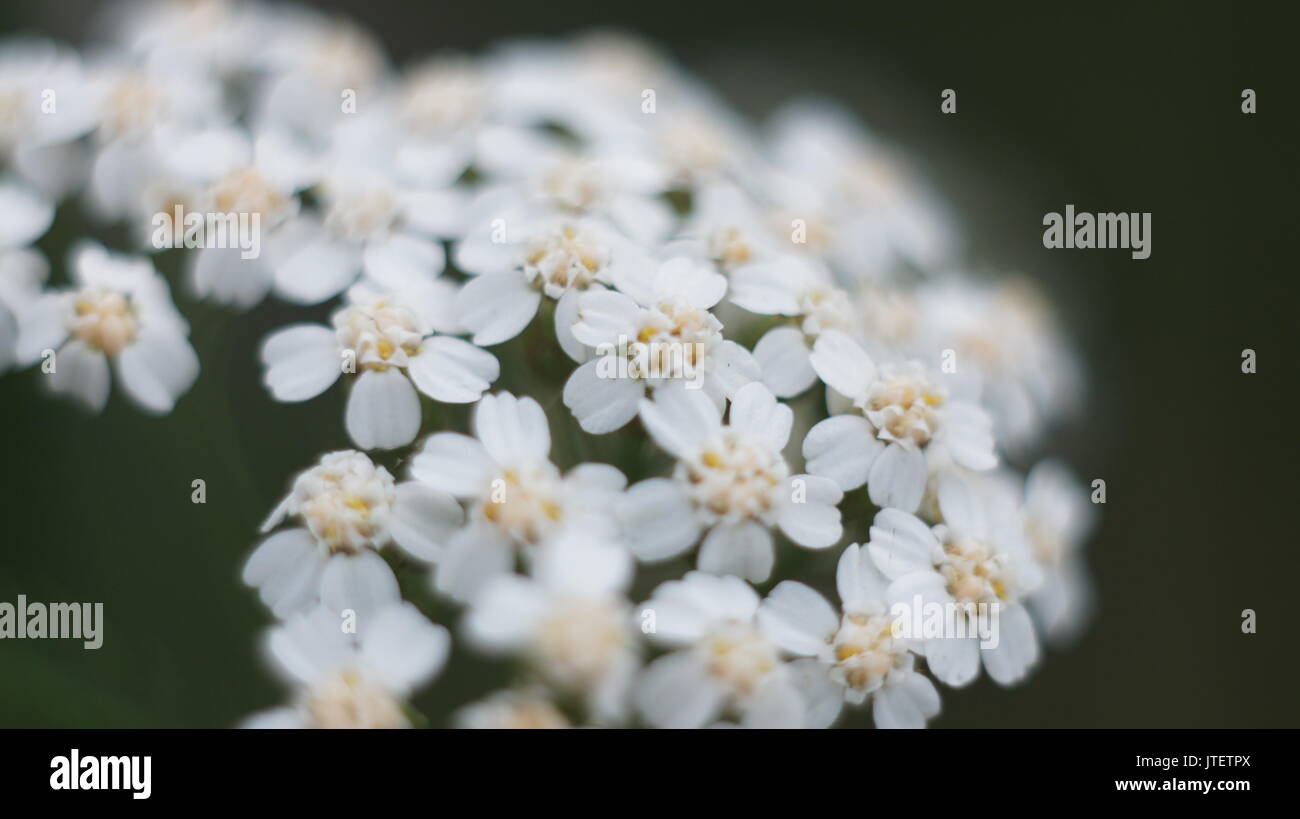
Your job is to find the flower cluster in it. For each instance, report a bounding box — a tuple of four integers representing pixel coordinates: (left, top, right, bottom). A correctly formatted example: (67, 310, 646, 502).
(1, 0, 1096, 728)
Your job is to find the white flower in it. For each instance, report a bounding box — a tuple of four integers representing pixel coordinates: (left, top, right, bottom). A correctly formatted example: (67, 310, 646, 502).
(765, 99, 959, 278)
(409, 391, 627, 601)
(727, 253, 855, 398)
(866, 472, 1043, 687)
(1019, 461, 1096, 644)
(464, 534, 639, 723)
(0, 247, 47, 374)
(527, 151, 672, 244)
(914, 277, 1084, 453)
(635, 571, 809, 728)
(674, 181, 787, 273)
(624, 381, 842, 583)
(388, 57, 489, 187)
(270, 170, 451, 306)
(453, 208, 640, 357)
(454, 689, 571, 729)
(0, 177, 55, 251)
(803, 329, 996, 514)
(105, 0, 268, 79)
(84, 59, 227, 224)
(170, 126, 317, 308)
(0, 39, 98, 196)
(249, 10, 386, 142)
(563, 255, 760, 434)
(758, 544, 940, 728)
(243, 601, 449, 729)
(260, 282, 498, 451)
(244, 450, 463, 619)
(14, 242, 197, 413)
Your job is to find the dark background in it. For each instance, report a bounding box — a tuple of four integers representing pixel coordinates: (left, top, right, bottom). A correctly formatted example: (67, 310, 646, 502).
(0, 0, 1295, 727)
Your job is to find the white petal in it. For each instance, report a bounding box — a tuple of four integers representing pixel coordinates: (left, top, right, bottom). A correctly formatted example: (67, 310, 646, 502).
(836, 543, 889, 613)
(698, 521, 775, 583)
(408, 335, 499, 403)
(456, 270, 540, 346)
(571, 288, 640, 348)
(617, 478, 700, 561)
(273, 228, 362, 304)
(867, 442, 927, 513)
(46, 340, 110, 413)
(15, 292, 70, 364)
(242, 528, 326, 618)
(809, 329, 874, 402)
(654, 256, 726, 309)
(432, 526, 515, 603)
(643, 572, 759, 644)
(409, 432, 495, 496)
(189, 246, 271, 308)
(319, 551, 400, 621)
(868, 508, 940, 580)
(360, 602, 450, 692)
(362, 233, 446, 288)
(728, 261, 802, 315)
(707, 339, 761, 398)
(981, 603, 1039, 686)
(788, 657, 844, 728)
(473, 391, 550, 466)
(562, 358, 644, 434)
(116, 328, 199, 414)
(534, 535, 632, 596)
(463, 574, 547, 650)
(873, 672, 941, 729)
(553, 287, 588, 363)
(940, 401, 998, 471)
(268, 606, 350, 685)
(924, 634, 981, 688)
(936, 470, 986, 535)
(777, 475, 843, 549)
(0, 181, 54, 249)
(345, 368, 422, 450)
(740, 678, 806, 729)
(638, 381, 721, 459)
(635, 652, 726, 729)
(753, 326, 817, 398)
(802, 414, 881, 491)
(758, 581, 838, 656)
(387, 481, 464, 561)
(728, 381, 792, 451)
(260, 323, 340, 402)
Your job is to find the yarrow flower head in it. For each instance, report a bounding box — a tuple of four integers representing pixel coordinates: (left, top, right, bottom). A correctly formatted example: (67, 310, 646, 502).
(636, 572, 818, 728)
(409, 391, 627, 601)
(260, 278, 499, 450)
(244, 449, 463, 618)
(866, 473, 1043, 687)
(244, 602, 449, 729)
(803, 329, 997, 514)
(758, 544, 940, 728)
(16, 241, 198, 413)
(0, 5, 1098, 730)
(563, 255, 760, 434)
(621, 381, 842, 583)
(464, 534, 639, 724)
